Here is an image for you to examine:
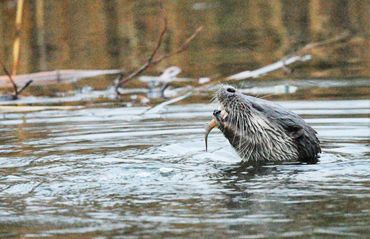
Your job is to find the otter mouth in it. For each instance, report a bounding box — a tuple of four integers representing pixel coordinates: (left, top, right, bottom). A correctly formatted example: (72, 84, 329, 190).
(204, 106, 229, 151)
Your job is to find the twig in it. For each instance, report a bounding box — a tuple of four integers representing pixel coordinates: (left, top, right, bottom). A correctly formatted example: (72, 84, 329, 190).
(148, 3, 168, 63)
(297, 31, 351, 55)
(0, 59, 18, 94)
(150, 26, 203, 65)
(115, 3, 203, 94)
(17, 79, 33, 95)
(0, 59, 33, 99)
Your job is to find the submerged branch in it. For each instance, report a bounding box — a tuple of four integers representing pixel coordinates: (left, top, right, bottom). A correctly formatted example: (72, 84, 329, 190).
(143, 92, 193, 114)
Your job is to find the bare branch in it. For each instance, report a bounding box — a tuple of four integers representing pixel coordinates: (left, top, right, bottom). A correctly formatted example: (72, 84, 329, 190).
(115, 3, 203, 95)
(228, 31, 351, 81)
(123, 32, 352, 111)
(17, 79, 33, 95)
(148, 3, 167, 62)
(151, 26, 203, 65)
(0, 60, 33, 98)
(297, 31, 351, 55)
(0, 59, 18, 95)
(115, 5, 168, 93)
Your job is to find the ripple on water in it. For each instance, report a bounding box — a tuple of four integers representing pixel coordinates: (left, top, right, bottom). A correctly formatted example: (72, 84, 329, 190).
(0, 99, 369, 238)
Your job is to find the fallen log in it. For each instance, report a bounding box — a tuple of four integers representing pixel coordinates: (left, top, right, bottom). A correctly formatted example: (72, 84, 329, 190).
(0, 69, 122, 88)
(227, 55, 312, 80)
(0, 105, 81, 113)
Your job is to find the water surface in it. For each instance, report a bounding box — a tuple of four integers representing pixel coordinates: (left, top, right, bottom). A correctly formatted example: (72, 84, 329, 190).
(1, 94, 369, 238)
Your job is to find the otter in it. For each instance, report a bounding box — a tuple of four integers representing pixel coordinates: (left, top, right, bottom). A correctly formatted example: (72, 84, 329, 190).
(205, 85, 321, 165)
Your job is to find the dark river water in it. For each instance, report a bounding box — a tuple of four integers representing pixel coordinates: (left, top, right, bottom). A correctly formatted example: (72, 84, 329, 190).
(0, 84, 369, 238)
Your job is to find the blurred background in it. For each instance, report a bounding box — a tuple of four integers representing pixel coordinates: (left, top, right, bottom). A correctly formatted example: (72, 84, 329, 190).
(0, 0, 369, 99)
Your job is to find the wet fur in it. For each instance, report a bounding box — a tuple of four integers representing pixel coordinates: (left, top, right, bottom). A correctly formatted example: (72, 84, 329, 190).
(215, 85, 321, 165)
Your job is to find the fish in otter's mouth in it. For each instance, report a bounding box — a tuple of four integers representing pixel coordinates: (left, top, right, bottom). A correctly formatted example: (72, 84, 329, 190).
(205, 85, 321, 164)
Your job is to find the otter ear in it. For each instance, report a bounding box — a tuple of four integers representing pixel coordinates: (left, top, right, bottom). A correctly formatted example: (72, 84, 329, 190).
(288, 125, 304, 139)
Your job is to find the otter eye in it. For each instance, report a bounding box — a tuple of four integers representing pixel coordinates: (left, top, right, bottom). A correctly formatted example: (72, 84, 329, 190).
(227, 87, 235, 93)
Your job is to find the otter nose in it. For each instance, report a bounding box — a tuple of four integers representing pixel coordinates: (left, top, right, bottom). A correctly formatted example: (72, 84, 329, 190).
(213, 110, 221, 116)
(226, 87, 236, 93)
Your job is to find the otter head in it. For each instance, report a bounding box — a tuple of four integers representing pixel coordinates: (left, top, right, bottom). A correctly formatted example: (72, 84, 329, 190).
(205, 85, 304, 164)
